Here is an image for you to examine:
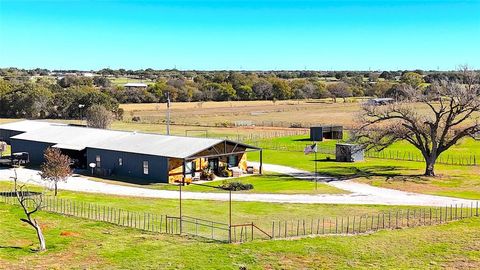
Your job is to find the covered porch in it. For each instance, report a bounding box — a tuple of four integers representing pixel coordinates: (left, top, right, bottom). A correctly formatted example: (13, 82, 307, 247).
(168, 140, 262, 184)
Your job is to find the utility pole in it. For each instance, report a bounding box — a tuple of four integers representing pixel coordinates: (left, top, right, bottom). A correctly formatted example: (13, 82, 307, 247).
(166, 91, 171, 135)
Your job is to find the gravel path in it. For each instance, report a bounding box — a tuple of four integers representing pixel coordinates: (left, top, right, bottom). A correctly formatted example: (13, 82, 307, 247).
(0, 166, 476, 207)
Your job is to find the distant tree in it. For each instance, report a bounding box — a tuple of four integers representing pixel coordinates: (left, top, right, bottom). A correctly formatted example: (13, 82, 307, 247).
(400, 72, 424, 88)
(366, 81, 393, 97)
(216, 83, 237, 101)
(270, 78, 293, 100)
(379, 71, 395, 80)
(312, 81, 329, 99)
(93, 76, 111, 88)
(58, 76, 93, 88)
(86, 104, 114, 129)
(354, 69, 480, 176)
(12, 170, 46, 251)
(237, 85, 255, 100)
(327, 82, 352, 102)
(40, 148, 72, 196)
(252, 80, 274, 100)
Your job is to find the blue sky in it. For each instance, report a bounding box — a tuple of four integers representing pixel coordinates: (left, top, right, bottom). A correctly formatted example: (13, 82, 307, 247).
(0, 0, 479, 70)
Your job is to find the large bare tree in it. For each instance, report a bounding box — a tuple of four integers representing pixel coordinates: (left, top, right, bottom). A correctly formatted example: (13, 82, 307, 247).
(354, 68, 479, 176)
(12, 170, 46, 251)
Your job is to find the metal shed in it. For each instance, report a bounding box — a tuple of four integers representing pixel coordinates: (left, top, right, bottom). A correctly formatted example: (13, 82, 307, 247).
(310, 126, 343, 141)
(335, 143, 364, 162)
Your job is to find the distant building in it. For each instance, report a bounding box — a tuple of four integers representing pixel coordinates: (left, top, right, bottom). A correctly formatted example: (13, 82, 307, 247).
(366, 98, 394, 106)
(82, 72, 95, 77)
(124, 82, 148, 90)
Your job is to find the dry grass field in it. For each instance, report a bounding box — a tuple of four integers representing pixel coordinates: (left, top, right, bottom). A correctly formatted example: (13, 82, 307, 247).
(120, 99, 478, 130)
(121, 99, 367, 128)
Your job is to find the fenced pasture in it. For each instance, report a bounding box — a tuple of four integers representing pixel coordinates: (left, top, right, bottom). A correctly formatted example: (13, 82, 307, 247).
(2, 191, 478, 243)
(120, 99, 364, 129)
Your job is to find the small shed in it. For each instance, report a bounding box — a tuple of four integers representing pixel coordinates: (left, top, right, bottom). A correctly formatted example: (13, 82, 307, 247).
(310, 126, 343, 141)
(335, 143, 364, 162)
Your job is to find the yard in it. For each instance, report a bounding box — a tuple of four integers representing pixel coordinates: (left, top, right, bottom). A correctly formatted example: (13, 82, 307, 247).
(1, 203, 479, 269)
(0, 181, 413, 227)
(249, 150, 480, 200)
(86, 173, 347, 195)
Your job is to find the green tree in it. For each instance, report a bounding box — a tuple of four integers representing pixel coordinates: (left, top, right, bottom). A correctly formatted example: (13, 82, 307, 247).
(270, 78, 293, 100)
(401, 72, 424, 87)
(237, 85, 255, 100)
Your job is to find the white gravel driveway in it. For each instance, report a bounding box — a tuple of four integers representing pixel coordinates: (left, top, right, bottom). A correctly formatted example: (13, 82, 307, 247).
(0, 165, 476, 207)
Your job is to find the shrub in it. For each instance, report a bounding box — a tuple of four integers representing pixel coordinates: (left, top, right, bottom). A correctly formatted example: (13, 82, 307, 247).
(132, 116, 141, 122)
(219, 167, 233, 177)
(219, 181, 254, 191)
(200, 168, 215, 181)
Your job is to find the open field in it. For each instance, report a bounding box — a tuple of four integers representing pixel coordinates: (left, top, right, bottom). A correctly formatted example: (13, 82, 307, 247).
(110, 77, 155, 86)
(120, 99, 366, 128)
(1, 203, 479, 269)
(119, 99, 468, 129)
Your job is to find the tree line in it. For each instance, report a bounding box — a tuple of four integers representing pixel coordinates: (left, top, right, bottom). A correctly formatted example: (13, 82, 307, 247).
(0, 68, 478, 119)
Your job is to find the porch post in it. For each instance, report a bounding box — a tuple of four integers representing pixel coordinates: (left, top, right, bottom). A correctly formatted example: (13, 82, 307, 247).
(259, 150, 263, 175)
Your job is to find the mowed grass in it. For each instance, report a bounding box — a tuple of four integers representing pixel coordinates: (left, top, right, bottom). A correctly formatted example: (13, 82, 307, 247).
(250, 149, 480, 200)
(246, 133, 480, 199)
(86, 173, 347, 195)
(1, 203, 479, 269)
(0, 181, 413, 228)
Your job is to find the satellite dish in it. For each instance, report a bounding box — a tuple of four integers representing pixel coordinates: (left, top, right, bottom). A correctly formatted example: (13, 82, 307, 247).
(89, 163, 96, 168)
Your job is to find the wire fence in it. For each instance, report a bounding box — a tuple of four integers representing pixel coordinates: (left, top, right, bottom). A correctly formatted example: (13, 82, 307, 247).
(242, 140, 478, 167)
(1, 191, 478, 243)
(365, 150, 478, 166)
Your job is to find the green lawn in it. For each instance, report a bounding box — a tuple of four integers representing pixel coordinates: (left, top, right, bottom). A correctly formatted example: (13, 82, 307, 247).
(0, 181, 414, 229)
(1, 203, 479, 269)
(249, 149, 480, 200)
(249, 133, 480, 160)
(86, 173, 347, 195)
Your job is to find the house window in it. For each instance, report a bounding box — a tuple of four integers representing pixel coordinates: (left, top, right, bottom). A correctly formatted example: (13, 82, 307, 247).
(95, 155, 101, 167)
(118, 158, 123, 166)
(143, 161, 149, 175)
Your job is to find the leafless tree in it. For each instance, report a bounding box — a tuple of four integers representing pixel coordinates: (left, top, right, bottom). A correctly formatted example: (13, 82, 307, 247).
(354, 67, 480, 176)
(86, 104, 113, 129)
(12, 170, 46, 251)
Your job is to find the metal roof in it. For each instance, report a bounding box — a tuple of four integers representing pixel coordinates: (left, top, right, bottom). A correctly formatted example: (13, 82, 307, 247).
(3, 120, 257, 159)
(52, 143, 86, 151)
(0, 120, 62, 132)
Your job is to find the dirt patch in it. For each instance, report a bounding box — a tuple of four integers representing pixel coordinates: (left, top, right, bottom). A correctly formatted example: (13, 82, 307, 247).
(60, 231, 80, 237)
(444, 259, 480, 270)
